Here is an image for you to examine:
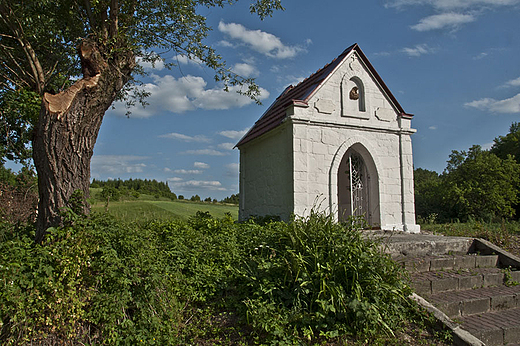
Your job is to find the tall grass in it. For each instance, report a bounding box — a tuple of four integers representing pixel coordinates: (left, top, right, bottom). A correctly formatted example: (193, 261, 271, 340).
(423, 219, 520, 251)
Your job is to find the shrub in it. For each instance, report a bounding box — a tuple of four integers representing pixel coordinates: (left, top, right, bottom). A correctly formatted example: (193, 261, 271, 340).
(0, 212, 181, 345)
(232, 212, 415, 343)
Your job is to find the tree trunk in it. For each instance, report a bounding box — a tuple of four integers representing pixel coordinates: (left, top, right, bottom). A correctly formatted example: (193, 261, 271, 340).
(33, 39, 134, 242)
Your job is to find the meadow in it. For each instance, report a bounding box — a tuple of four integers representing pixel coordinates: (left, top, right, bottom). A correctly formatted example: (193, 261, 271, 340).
(89, 188, 238, 221)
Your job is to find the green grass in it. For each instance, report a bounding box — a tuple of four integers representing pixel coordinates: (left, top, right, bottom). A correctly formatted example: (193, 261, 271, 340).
(421, 220, 520, 252)
(90, 197, 238, 221)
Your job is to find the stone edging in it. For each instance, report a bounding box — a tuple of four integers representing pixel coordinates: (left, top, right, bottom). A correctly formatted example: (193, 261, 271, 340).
(410, 293, 485, 346)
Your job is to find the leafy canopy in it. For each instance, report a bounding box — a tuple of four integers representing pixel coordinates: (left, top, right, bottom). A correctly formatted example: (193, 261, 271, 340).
(0, 0, 283, 161)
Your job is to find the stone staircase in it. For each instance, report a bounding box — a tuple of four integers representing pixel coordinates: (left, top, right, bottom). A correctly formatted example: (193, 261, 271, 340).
(400, 253, 520, 345)
(375, 232, 520, 346)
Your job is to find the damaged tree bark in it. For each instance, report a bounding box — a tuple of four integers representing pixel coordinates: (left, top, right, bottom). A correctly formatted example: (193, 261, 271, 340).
(33, 38, 134, 242)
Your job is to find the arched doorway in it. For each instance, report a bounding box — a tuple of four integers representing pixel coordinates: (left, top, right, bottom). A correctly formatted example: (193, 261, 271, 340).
(337, 144, 380, 227)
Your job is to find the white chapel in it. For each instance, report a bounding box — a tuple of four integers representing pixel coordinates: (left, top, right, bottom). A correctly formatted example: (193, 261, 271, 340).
(236, 44, 420, 233)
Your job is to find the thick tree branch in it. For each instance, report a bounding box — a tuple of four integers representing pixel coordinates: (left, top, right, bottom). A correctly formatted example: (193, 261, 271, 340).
(82, 0, 97, 28)
(109, 0, 118, 39)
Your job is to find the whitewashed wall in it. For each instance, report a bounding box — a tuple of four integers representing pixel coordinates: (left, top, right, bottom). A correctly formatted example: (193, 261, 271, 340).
(239, 124, 294, 221)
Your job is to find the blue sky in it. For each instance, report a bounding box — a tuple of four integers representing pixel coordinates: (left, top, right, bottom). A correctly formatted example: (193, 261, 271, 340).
(91, 0, 520, 200)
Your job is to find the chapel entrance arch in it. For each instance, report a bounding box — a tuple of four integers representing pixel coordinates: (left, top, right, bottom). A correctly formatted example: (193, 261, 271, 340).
(337, 144, 380, 227)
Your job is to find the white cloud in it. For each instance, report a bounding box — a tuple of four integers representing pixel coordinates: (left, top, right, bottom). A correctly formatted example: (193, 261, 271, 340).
(167, 177, 183, 182)
(173, 54, 203, 66)
(473, 52, 488, 60)
(217, 40, 235, 48)
(232, 63, 259, 77)
(218, 142, 235, 150)
(401, 44, 437, 57)
(110, 74, 270, 118)
(277, 74, 307, 89)
(91, 155, 149, 176)
(170, 180, 227, 191)
(386, 0, 520, 32)
(429, 125, 438, 130)
(194, 162, 210, 169)
(410, 13, 475, 31)
(218, 128, 250, 140)
(386, 0, 520, 10)
(218, 21, 304, 59)
(504, 77, 520, 88)
(181, 149, 228, 156)
(464, 93, 520, 113)
(137, 56, 164, 71)
(173, 169, 203, 174)
(158, 132, 211, 142)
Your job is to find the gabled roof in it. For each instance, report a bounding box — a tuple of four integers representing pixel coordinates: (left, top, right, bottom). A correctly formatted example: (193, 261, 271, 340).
(236, 43, 413, 148)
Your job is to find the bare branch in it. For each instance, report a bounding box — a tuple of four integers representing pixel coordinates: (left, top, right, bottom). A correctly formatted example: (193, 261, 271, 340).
(0, 3, 46, 94)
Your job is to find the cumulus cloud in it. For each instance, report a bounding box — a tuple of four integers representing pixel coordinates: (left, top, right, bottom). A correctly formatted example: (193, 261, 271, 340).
(504, 77, 520, 88)
(401, 44, 437, 57)
(386, 0, 520, 31)
(91, 155, 149, 176)
(386, 0, 520, 10)
(181, 149, 228, 156)
(158, 132, 211, 142)
(167, 177, 183, 182)
(410, 13, 475, 31)
(194, 162, 210, 169)
(464, 93, 520, 113)
(169, 180, 227, 191)
(218, 21, 304, 59)
(218, 142, 235, 150)
(218, 128, 250, 140)
(232, 63, 259, 77)
(173, 54, 203, 66)
(173, 169, 203, 174)
(429, 125, 438, 130)
(110, 74, 269, 118)
(137, 56, 164, 71)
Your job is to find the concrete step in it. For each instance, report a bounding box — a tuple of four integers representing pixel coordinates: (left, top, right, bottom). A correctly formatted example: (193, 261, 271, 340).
(372, 232, 475, 258)
(457, 307, 520, 346)
(411, 267, 520, 296)
(398, 254, 499, 273)
(428, 284, 520, 318)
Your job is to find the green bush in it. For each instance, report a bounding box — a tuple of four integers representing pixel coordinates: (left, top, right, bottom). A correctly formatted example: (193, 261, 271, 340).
(0, 212, 181, 345)
(232, 212, 415, 343)
(1, 210, 421, 345)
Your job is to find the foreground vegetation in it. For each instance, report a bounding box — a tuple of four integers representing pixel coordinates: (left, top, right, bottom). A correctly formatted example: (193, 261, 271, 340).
(0, 209, 441, 345)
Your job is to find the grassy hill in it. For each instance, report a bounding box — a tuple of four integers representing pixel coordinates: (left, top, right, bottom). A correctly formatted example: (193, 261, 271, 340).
(89, 188, 238, 221)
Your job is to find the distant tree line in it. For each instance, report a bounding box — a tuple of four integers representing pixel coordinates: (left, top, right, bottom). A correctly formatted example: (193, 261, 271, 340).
(221, 193, 239, 205)
(415, 122, 520, 223)
(91, 178, 177, 201)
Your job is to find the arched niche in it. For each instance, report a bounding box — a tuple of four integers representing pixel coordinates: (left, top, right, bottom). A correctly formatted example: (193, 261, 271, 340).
(341, 76, 368, 118)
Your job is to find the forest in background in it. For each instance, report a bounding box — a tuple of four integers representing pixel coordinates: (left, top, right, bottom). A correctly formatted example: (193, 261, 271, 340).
(414, 122, 520, 224)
